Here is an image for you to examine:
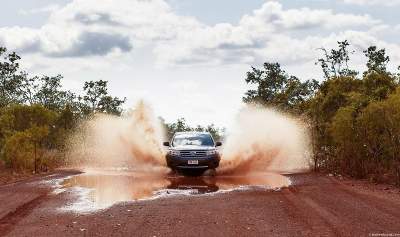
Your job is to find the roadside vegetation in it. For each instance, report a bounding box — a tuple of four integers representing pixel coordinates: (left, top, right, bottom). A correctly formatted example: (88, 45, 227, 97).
(0, 46, 125, 173)
(1, 41, 399, 186)
(0, 46, 222, 174)
(244, 41, 400, 185)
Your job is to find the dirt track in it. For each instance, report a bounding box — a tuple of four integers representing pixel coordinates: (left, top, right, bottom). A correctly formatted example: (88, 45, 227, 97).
(0, 171, 400, 237)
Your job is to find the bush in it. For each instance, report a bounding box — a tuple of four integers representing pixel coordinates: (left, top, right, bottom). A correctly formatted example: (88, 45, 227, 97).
(3, 131, 34, 171)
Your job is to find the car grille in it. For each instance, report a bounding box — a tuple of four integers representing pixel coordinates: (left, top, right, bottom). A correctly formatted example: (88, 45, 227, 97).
(179, 150, 207, 158)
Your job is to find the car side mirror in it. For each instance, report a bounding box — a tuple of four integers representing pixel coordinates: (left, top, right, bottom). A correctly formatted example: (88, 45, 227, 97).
(215, 141, 222, 147)
(163, 142, 170, 147)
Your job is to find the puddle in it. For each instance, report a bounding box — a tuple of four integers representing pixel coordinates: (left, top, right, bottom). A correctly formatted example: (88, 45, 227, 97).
(60, 170, 290, 211)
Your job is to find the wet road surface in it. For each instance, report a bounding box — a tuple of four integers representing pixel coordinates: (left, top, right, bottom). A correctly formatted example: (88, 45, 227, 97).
(0, 170, 400, 236)
(60, 170, 290, 210)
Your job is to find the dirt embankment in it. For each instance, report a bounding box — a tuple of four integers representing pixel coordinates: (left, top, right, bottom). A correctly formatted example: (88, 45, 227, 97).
(0, 171, 400, 237)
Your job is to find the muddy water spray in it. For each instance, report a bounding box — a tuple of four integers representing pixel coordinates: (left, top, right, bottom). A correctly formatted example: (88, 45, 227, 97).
(218, 105, 312, 174)
(61, 103, 310, 210)
(67, 101, 167, 172)
(67, 102, 310, 174)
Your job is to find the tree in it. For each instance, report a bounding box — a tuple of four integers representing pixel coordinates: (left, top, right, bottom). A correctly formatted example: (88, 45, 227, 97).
(0, 104, 56, 135)
(243, 62, 319, 113)
(34, 75, 77, 111)
(0, 47, 26, 107)
(0, 105, 55, 172)
(27, 126, 50, 173)
(330, 105, 361, 175)
(3, 131, 33, 171)
(362, 72, 397, 101)
(364, 46, 390, 74)
(361, 46, 396, 100)
(82, 80, 126, 115)
(205, 124, 223, 141)
(163, 118, 224, 141)
(317, 40, 358, 79)
(165, 118, 192, 139)
(57, 104, 75, 130)
(2, 126, 50, 172)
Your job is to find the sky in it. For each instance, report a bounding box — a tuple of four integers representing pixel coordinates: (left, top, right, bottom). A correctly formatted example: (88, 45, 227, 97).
(0, 0, 399, 127)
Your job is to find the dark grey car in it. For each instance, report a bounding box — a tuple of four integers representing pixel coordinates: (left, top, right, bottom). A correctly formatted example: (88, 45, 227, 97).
(163, 132, 222, 174)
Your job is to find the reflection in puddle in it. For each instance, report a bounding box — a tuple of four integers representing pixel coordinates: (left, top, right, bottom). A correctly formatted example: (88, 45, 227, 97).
(61, 171, 290, 210)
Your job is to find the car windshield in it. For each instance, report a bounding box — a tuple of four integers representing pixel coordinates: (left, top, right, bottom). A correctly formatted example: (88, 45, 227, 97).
(172, 134, 214, 147)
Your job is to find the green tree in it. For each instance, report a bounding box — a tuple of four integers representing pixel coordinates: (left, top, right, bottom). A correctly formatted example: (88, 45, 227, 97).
(317, 40, 358, 79)
(0, 104, 56, 135)
(34, 75, 77, 111)
(0, 47, 27, 107)
(2, 126, 50, 172)
(205, 124, 222, 141)
(3, 131, 34, 171)
(364, 46, 390, 74)
(0, 104, 57, 170)
(358, 89, 400, 183)
(362, 72, 397, 101)
(81, 80, 126, 115)
(361, 47, 396, 100)
(330, 105, 363, 176)
(243, 62, 319, 113)
(165, 118, 192, 139)
(28, 126, 50, 173)
(163, 118, 223, 141)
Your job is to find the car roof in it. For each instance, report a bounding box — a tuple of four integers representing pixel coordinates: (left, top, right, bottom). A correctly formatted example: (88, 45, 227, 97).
(174, 131, 211, 135)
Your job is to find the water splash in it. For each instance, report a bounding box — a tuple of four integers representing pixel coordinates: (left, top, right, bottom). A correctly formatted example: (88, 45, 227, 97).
(66, 100, 167, 172)
(218, 105, 312, 175)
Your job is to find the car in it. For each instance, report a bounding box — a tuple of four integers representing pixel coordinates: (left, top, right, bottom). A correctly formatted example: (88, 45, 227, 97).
(163, 132, 222, 175)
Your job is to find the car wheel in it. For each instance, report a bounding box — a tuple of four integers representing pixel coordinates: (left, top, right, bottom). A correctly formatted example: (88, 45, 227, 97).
(204, 168, 217, 176)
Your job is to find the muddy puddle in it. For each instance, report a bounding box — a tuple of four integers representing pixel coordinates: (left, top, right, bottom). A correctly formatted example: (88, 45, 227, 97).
(60, 170, 290, 211)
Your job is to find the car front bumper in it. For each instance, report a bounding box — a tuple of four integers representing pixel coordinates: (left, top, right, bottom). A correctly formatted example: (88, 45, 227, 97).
(166, 154, 220, 170)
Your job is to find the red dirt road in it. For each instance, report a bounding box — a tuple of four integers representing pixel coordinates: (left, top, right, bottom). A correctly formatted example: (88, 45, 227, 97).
(0, 171, 399, 237)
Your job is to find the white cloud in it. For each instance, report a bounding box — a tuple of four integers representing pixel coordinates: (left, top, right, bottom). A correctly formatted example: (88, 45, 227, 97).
(18, 4, 60, 15)
(0, 27, 41, 52)
(342, 0, 400, 6)
(154, 1, 382, 66)
(0, 0, 384, 66)
(241, 2, 379, 30)
(0, 0, 398, 82)
(1, 0, 399, 126)
(1, 0, 201, 57)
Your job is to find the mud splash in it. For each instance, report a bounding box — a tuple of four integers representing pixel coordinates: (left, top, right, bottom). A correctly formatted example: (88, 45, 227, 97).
(218, 105, 311, 175)
(62, 102, 310, 211)
(67, 101, 311, 176)
(66, 101, 167, 172)
(60, 170, 290, 211)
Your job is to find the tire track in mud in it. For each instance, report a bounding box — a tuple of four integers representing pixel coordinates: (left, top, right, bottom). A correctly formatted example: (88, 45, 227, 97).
(0, 191, 49, 236)
(331, 178, 400, 219)
(281, 177, 400, 236)
(280, 187, 341, 237)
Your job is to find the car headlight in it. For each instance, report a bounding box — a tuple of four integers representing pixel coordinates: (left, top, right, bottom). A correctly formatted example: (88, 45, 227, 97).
(206, 149, 218, 156)
(168, 150, 180, 156)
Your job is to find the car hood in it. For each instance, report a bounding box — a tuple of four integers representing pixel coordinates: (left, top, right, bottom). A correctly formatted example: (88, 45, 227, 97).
(171, 145, 215, 150)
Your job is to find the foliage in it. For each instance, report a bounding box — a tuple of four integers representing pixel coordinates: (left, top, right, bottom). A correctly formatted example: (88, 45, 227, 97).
(2, 40, 400, 187)
(0, 47, 26, 107)
(3, 131, 34, 171)
(81, 80, 126, 115)
(244, 41, 400, 185)
(0, 47, 125, 172)
(316, 40, 358, 79)
(163, 118, 223, 142)
(243, 62, 319, 113)
(364, 46, 390, 74)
